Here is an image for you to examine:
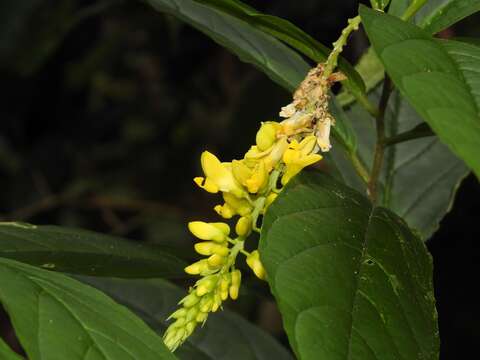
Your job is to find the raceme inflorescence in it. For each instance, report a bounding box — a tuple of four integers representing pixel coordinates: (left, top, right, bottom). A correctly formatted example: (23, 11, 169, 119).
(163, 64, 345, 351)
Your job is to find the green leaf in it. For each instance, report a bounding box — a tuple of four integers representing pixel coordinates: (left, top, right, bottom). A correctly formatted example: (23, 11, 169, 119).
(0, 222, 187, 278)
(332, 88, 469, 239)
(79, 277, 294, 360)
(337, 47, 385, 107)
(142, 0, 357, 155)
(0, 338, 23, 360)
(361, 6, 480, 178)
(389, 0, 480, 34)
(193, 0, 366, 95)
(0, 258, 176, 360)
(260, 171, 439, 360)
(144, 0, 308, 92)
(453, 36, 480, 47)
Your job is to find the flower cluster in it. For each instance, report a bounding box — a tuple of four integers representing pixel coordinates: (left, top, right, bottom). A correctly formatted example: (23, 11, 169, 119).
(163, 63, 342, 351)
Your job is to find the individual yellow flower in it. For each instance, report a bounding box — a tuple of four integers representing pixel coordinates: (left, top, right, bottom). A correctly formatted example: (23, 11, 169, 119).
(246, 250, 266, 280)
(194, 151, 245, 197)
(214, 192, 253, 219)
(282, 136, 322, 185)
(232, 159, 268, 194)
(255, 122, 280, 151)
(235, 216, 252, 237)
(244, 138, 289, 172)
(188, 221, 230, 242)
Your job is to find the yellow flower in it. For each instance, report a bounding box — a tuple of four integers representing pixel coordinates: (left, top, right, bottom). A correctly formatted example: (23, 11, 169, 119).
(188, 221, 230, 242)
(246, 250, 266, 280)
(282, 136, 322, 185)
(194, 241, 229, 257)
(194, 151, 245, 197)
(255, 122, 280, 151)
(232, 159, 268, 194)
(214, 192, 253, 219)
(245, 138, 289, 172)
(235, 216, 252, 237)
(229, 270, 241, 300)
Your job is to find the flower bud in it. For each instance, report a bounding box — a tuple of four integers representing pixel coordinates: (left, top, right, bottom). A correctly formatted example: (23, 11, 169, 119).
(235, 216, 252, 237)
(220, 273, 231, 291)
(256, 122, 278, 151)
(188, 221, 229, 242)
(184, 259, 209, 275)
(195, 276, 217, 297)
(194, 242, 229, 257)
(186, 307, 198, 322)
(199, 295, 213, 313)
(185, 321, 197, 336)
(265, 192, 278, 210)
(214, 203, 235, 219)
(211, 292, 222, 312)
(220, 289, 229, 301)
(207, 253, 226, 268)
(246, 250, 266, 280)
(167, 308, 187, 320)
(180, 292, 200, 307)
(229, 270, 242, 300)
(196, 312, 208, 323)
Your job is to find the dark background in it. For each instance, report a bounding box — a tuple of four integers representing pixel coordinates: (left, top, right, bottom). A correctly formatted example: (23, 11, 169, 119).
(0, 0, 478, 358)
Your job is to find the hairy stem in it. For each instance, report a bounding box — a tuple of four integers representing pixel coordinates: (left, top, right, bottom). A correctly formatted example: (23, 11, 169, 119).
(401, 0, 429, 21)
(324, 16, 362, 78)
(367, 76, 392, 203)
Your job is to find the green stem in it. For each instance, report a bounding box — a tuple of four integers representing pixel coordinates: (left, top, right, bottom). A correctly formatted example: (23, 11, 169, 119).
(367, 76, 392, 203)
(350, 152, 370, 184)
(354, 91, 380, 118)
(401, 0, 429, 21)
(324, 16, 362, 78)
(384, 123, 434, 147)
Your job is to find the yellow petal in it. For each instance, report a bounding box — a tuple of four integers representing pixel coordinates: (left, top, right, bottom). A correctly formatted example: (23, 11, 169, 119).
(244, 160, 268, 193)
(188, 221, 227, 242)
(235, 216, 252, 237)
(201, 151, 244, 196)
(256, 122, 279, 151)
(246, 250, 266, 280)
(193, 177, 219, 193)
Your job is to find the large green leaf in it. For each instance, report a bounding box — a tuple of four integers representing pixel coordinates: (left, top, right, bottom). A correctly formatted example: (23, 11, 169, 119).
(389, 0, 480, 34)
(144, 0, 308, 92)
(0, 222, 187, 278)
(260, 171, 439, 360)
(142, 0, 357, 155)
(0, 338, 22, 360)
(332, 88, 469, 239)
(0, 258, 176, 360)
(193, 0, 366, 95)
(361, 6, 480, 178)
(79, 277, 294, 360)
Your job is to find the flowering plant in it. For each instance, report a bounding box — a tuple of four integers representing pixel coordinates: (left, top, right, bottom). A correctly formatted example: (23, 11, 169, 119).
(0, 0, 479, 359)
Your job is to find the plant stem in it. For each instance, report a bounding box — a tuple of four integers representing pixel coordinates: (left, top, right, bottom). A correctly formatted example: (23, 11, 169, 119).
(384, 123, 434, 147)
(350, 151, 370, 184)
(324, 16, 362, 78)
(401, 0, 429, 21)
(367, 76, 392, 203)
(354, 91, 380, 118)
